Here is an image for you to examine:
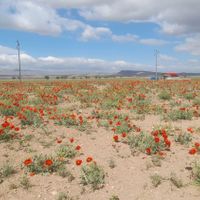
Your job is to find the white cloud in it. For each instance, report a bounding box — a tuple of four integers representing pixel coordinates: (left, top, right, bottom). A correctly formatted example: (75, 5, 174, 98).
(139, 39, 168, 46)
(159, 54, 177, 62)
(111, 34, 138, 42)
(1, 44, 200, 74)
(78, 0, 200, 36)
(80, 26, 112, 41)
(0, 0, 109, 38)
(175, 35, 200, 56)
(0, 45, 17, 55)
(0, 0, 170, 45)
(0, 44, 149, 74)
(1, 0, 200, 37)
(0, 0, 63, 35)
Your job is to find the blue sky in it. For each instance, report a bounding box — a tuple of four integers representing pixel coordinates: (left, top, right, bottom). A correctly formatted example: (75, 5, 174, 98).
(0, 0, 200, 74)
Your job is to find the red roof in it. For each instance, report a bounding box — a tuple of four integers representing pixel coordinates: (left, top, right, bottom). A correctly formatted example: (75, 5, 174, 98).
(165, 72, 178, 77)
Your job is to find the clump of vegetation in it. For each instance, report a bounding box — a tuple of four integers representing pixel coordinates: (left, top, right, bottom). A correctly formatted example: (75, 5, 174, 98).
(193, 98, 200, 106)
(168, 109, 193, 121)
(0, 163, 16, 178)
(184, 93, 194, 100)
(170, 173, 183, 188)
(57, 166, 75, 182)
(22, 154, 64, 174)
(128, 130, 170, 155)
(19, 107, 43, 127)
(192, 160, 200, 185)
(57, 192, 74, 200)
(56, 144, 77, 159)
(150, 174, 163, 187)
(109, 195, 120, 200)
(151, 155, 162, 167)
(80, 162, 105, 190)
(174, 132, 192, 145)
(108, 159, 116, 169)
(20, 176, 32, 190)
(158, 91, 171, 100)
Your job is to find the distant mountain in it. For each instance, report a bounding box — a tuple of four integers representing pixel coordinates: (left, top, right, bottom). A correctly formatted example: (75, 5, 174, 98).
(116, 70, 159, 77)
(116, 70, 200, 77)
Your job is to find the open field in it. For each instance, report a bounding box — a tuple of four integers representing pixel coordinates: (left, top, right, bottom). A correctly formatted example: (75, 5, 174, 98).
(0, 79, 200, 200)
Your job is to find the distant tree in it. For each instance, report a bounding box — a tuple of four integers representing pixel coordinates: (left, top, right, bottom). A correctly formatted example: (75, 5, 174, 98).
(56, 76, 60, 79)
(44, 75, 50, 80)
(12, 76, 16, 79)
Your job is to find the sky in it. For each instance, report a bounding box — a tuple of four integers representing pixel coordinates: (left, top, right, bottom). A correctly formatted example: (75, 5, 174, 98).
(0, 0, 200, 75)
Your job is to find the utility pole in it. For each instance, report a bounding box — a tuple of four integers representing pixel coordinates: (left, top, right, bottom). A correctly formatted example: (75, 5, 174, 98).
(154, 49, 159, 80)
(16, 40, 22, 81)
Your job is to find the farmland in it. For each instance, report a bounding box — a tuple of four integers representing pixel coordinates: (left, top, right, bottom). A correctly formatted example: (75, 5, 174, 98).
(0, 79, 200, 200)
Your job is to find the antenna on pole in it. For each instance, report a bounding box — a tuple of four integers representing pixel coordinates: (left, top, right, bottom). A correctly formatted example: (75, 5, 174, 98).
(16, 40, 22, 81)
(154, 49, 159, 80)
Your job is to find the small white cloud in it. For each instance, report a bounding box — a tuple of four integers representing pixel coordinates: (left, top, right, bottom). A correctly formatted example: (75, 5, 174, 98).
(111, 34, 138, 42)
(80, 26, 112, 41)
(139, 38, 168, 46)
(159, 54, 177, 62)
(38, 56, 64, 64)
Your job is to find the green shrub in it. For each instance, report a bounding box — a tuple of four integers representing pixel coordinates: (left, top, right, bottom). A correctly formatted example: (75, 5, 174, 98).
(23, 154, 64, 174)
(174, 132, 192, 145)
(158, 91, 171, 100)
(0, 163, 16, 178)
(80, 163, 105, 190)
(192, 161, 200, 185)
(56, 144, 77, 159)
(168, 109, 193, 121)
(150, 174, 163, 187)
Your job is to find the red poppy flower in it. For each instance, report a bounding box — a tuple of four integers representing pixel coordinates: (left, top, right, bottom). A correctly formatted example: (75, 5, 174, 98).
(86, 157, 93, 163)
(154, 137, 160, 143)
(75, 145, 81, 150)
(79, 115, 83, 120)
(10, 124, 15, 129)
(113, 135, 119, 142)
(14, 127, 20, 131)
(24, 158, 33, 166)
(187, 127, 194, 133)
(111, 128, 116, 132)
(146, 148, 151, 155)
(76, 159, 82, 166)
(2, 121, 10, 128)
(127, 98, 132, 103)
(152, 130, 159, 136)
(195, 142, 200, 148)
(125, 116, 129, 121)
(165, 139, 171, 147)
(122, 132, 127, 138)
(56, 138, 62, 143)
(136, 127, 141, 132)
(189, 148, 197, 155)
(29, 172, 35, 176)
(158, 151, 165, 156)
(116, 121, 121, 126)
(114, 115, 118, 119)
(0, 129, 4, 135)
(109, 120, 113, 125)
(45, 159, 53, 166)
(69, 138, 74, 143)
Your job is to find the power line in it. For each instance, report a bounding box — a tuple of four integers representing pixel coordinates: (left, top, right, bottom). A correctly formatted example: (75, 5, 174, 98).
(16, 40, 22, 81)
